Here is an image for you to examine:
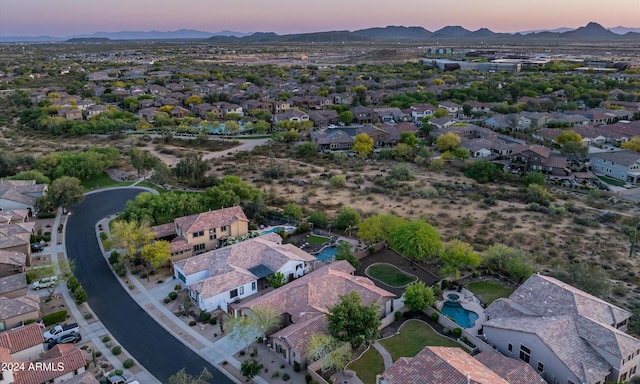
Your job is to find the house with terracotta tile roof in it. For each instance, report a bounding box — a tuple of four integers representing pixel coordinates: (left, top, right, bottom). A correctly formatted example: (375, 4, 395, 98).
(152, 206, 249, 261)
(0, 323, 44, 361)
(237, 260, 396, 366)
(509, 144, 569, 176)
(12, 344, 87, 384)
(482, 274, 640, 384)
(0, 220, 35, 271)
(173, 233, 316, 313)
(59, 371, 100, 384)
(377, 346, 510, 384)
(0, 294, 40, 331)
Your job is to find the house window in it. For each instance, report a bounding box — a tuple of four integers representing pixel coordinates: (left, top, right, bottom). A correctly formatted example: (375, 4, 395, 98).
(220, 225, 228, 232)
(239, 286, 244, 295)
(508, 343, 512, 352)
(192, 230, 204, 238)
(209, 229, 217, 240)
(230, 288, 238, 299)
(252, 282, 256, 291)
(519, 345, 531, 363)
(177, 272, 186, 284)
(537, 362, 544, 373)
(630, 365, 637, 375)
(194, 243, 205, 252)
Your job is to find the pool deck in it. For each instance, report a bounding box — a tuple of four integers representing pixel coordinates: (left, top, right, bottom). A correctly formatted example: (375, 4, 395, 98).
(439, 289, 485, 334)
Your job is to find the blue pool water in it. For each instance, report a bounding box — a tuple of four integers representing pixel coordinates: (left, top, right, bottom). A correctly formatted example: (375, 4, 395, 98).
(315, 246, 338, 261)
(260, 226, 296, 235)
(441, 301, 479, 328)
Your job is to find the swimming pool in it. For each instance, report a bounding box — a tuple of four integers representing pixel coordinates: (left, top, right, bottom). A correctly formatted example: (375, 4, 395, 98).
(260, 226, 296, 235)
(315, 246, 338, 261)
(441, 301, 479, 328)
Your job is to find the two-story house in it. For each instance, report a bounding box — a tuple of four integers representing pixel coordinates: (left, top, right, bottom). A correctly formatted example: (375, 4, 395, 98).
(482, 274, 640, 384)
(590, 150, 640, 184)
(509, 144, 569, 176)
(173, 233, 316, 313)
(152, 206, 249, 261)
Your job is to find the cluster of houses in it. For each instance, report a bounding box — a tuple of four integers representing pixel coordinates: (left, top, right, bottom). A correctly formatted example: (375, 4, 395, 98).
(145, 205, 640, 383)
(0, 181, 99, 384)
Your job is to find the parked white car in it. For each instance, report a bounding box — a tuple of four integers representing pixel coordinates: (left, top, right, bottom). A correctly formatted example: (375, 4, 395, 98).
(32, 276, 58, 290)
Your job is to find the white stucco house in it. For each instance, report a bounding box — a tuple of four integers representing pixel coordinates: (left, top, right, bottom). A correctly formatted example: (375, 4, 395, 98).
(482, 274, 640, 384)
(173, 233, 316, 312)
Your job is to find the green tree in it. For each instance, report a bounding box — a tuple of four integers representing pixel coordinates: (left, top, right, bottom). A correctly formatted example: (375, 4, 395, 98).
(436, 132, 461, 152)
(439, 239, 481, 278)
(173, 153, 209, 188)
(400, 132, 419, 147)
(245, 305, 280, 341)
(305, 333, 339, 362)
(333, 206, 361, 231)
(434, 109, 449, 118)
(403, 281, 435, 313)
(560, 141, 589, 162)
(555, 129, 583, 145)
(329, 174, 347, 188)
(40, 176, 84, 212)
(483, 244, 533, 283)
(335, 241, 360, 268)
(240, 360, 263, 384)
(463, 161, 503, 183)
(526, 183, 552, 206)
(522, 171, 546, 186)
(283, 203, 303, 220)
(12, 170, 50, 185)
(556, 263, 610, 298)
(141, 240, 171, 269)
(353, 133, 374, 158)
(339, 111, 354, 125)
(267, 271, 287, 288)
(225, 120, 241, 134)
(389, 220, 442, 261)
(129, 148, 157, 177)
(309, 211, 329, 229)
(110, 220, 156, 259)
(393, 143, 415, 161)
(73, 285, 88, 305)
(358, 213, 408, 244)
(185, 95, 203, 106)
(327, 291, 381, 344)
(296, 142, 318, 158)
(167, 368, 213, 384)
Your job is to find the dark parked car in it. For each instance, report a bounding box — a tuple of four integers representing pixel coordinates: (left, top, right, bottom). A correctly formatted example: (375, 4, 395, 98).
(47, 331, 82, 348)
(30, 243, 44, 252)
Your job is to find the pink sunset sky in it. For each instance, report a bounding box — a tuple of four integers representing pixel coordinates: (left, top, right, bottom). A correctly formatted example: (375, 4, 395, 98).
(1, 0, 638, 37)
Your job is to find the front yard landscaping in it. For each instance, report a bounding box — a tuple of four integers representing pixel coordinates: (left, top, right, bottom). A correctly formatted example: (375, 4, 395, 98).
(379, 320, 462, 361)
(366, 263, 417, 287)
(466, 280, 515, 305)
(347, 347, 385, 384)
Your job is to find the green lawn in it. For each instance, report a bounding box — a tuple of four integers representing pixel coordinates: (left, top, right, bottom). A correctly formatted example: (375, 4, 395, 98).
(379, 320, 462, 361)
(597, 174, 626, 187)
(467, 280, 515, 305)
(366, 263, 417, 287)
(306, 235, 330, 245)
(135, 180, 168, 193)
(81, 172, 132, 191)
(347, 347, 385, 384)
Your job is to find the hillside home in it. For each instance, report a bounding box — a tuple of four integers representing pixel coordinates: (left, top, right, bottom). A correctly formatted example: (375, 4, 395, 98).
(409, 104, 437, 122)
(273, 100, 291, 114)
(151, 206, 249, 261)
(482, 274, 640, 384)
(311, 129, 354, 151)
(173, 233, 316, 313)
(438, 101, 462, 117)
(0, 180, 47, 214)
(238, 260, 395, 366)
(590, 150, 640, 184)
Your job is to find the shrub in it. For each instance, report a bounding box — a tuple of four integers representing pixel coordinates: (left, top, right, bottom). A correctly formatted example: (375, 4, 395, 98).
(168, 291, 178, 300)
(99, 232, 108, 240)
(84, 312, 93, 320)
(282, 373, 290, 381)
(123, 359, 135, 369)
(452, 328, 462, 338)
(394, 311, 403, 321)
(431, 312, 439, 321)
(442, 328, 451, 335)
(352, 335, 365, 348)
(108, 251, 120, 264)
(293, 361, 301, 372)
(42, 310, 67, 326)
(306, 374, 313, 384)
(189, 321, 197, 326)
(271, 372, 280, 379)
(198, 311, 211, 323)
(209, 317, 217, 325)
(114, 369, 123, 376)
(112, 346, 122, 355)
(95, 351, 102, 357)
(174, 284, 182, 291)
(102, 336, 111, 343)
(163, 298, 171, 304)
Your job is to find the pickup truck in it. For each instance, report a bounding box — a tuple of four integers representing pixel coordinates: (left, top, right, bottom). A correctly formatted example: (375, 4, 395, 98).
(43, 323, 79, 342)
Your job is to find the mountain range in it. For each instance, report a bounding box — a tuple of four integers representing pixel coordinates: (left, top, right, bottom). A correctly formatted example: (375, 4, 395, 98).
(1, 22, 638, 43)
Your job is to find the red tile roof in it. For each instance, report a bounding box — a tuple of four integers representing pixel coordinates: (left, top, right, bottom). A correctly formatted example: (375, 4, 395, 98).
(175, 206, 248, 235)
(0, 323, 44, 354)
(14, 344, 86, 384)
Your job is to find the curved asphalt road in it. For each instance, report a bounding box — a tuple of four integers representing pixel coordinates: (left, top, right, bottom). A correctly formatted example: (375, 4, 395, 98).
(65, 188, 232, 384)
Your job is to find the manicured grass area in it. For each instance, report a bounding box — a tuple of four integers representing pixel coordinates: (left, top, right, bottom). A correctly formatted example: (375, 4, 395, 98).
(366, 263, 417, 287)
(306, 235, 330, 245)
(347, 347, 385, 384)
(81, 172, 132, 191)
(467, 280, 515, 305)
(597, 174, 626, 187)
(135, 180, 168, 193)
(379, 320, 462, 361)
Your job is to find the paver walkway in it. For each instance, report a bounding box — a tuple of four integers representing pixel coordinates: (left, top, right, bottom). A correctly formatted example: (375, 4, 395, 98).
(372, 341, 394, 369)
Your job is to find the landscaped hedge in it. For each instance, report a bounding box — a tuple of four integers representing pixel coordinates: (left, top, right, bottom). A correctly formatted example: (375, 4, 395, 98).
(42, 310, 68, 326)
(452, 328, 462, 338)
(123, 359, 135, 369)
